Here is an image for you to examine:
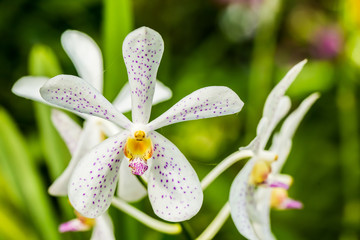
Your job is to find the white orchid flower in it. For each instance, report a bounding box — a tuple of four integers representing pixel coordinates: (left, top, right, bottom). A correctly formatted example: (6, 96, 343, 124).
(40, 26, 244, 222)
(229, 60, 319, 239)
(12, 30, 172, 202)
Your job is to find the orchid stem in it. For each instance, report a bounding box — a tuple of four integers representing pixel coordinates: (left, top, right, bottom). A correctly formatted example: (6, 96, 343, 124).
(196, 202, 231, 240)
(201, 150, 253, 190)
(180, 221, 197, 240)
(111, 197, 182, 235)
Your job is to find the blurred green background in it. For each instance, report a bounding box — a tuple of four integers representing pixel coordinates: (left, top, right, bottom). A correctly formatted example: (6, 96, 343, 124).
(0, 0, 359, 239)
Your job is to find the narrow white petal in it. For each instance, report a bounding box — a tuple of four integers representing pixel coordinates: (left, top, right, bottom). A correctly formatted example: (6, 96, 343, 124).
(117, 159, 147, 202)
(229, 159, 259, 240)
(51, 109, 82, 155)
(252, 188, 275, 240)
(40, 75, 132, 129)
(12, 76, 49, 104)
(263, 60, 307, 120)
(148, 86, 243, 131)
(68, 131, 129, 218)
(61, 30, 103, 93)
(123, 27, 164, 124)
(112, 80, 172, 114)
(49, 119, 104, 196)
(258, 96, 291, 149)
(91, 213, 115, 240)
(271, 93, 319, 172)
(147, 131, 203, 222)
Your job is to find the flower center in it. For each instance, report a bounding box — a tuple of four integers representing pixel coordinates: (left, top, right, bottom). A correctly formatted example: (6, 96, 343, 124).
(124, 130, 153, 175)
(249, 160, 272, 185)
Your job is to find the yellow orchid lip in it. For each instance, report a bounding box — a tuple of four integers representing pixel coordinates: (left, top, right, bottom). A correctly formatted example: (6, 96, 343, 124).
(124, 130, 153, 175)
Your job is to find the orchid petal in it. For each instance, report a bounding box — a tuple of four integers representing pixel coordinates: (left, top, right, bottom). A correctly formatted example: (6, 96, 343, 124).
(40, 75, 132, 129)
(61, 30, 103, 93)
(91, 213, 115, 240)
(51, 109, 82, 156)
(117, 159, 147, 202)
(147, 131, 203, 222)
(229, 159, 259, 240)
(49, 119, 104, 196)
(123, 27, 164, 124)
(148, 86, 243, 131)
(12, 76, 49, 104)
(252, 188, 275, 240)
(112, 80, 172, 114)
(271, 93, 319, 172)
(68, 131, 129, 218)
(59, 218, 90, 232)
(263, 60, 307, 120)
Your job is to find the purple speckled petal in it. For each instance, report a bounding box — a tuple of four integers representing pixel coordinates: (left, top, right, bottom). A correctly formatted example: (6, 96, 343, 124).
(229, 158, 259, 240)
(12, 76, 50, 104)
(51, 109, 82, 156)
(59, 218, 90, 232)
(117, 159, 147, 202)
(123, 27, 164, 124)
(61, 30, 103, 93)
(112, 80, 172, 114)
(68, 131, 130, 218)
(148, 86, 243, 131)
(40, 75, 132, 129)
(49, 118, 103, 196)
(91, 213, 115, 240)
(147, 131, 203, 222)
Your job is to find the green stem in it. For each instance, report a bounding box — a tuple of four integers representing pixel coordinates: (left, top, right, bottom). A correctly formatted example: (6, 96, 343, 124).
(111, 197, 182, 235)
(180, 221, 197, 240)
(201, 150, 253, 190)
(196, 202, 230, 240)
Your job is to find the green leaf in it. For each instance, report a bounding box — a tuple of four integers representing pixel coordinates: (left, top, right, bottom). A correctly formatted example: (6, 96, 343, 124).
(28, 44, 74, 219)
(0, 107, 61, 240)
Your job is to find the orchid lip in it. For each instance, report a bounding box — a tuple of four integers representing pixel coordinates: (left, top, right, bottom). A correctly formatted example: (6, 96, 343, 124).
(129, 157, 149, 176)
(282, 199, 303, 209)
(268, 181, 290, 190)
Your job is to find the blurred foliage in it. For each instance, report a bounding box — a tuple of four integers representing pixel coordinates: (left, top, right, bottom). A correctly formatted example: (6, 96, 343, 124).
(0, 0, 360, 239)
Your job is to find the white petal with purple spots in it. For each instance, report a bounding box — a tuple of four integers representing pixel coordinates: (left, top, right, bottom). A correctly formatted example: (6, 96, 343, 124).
(147, 131, 203, 222)
(148, 86, 244, 131)
(112, 80, 172, 114)
(49, 118, 104, 196)
(68, 131, 129, 218)
(51, 109, 82, 156)
(123, 27, 164, 124)
(229, 158, 259, 240)
(40, 75, 132, 129)
(61, 30, 103, 93)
